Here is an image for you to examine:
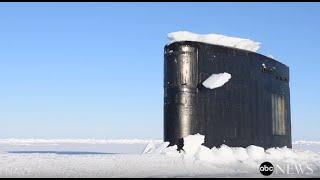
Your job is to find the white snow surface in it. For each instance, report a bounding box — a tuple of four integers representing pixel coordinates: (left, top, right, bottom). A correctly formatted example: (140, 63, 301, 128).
(0, 138, 162, 145)
(167, 31, 261, 52)
(0, 138, 162, 154)
(1, 135, 320, 178)
(202, 72, 232, 89)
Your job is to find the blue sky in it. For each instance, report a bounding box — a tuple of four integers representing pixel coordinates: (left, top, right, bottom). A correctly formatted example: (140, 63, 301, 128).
(0, 3, 319, 140)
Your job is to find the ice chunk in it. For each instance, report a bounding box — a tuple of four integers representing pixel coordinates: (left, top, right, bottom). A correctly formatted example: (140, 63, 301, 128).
(182, 133, 205, 157)
(167, 31, 260, 52)
(143, 141, 170, 154)
(195, 145, 216, 162)
(161, 145, 182, 157)
(202, 72, 231, 89)
(232, 147, 250, 161)
(142, 142, 157, 154)
(210, 145, 237, 164)
(265, 146, 302, 160)
(246, 145, 265, 160)
(154, 142, 170, 154)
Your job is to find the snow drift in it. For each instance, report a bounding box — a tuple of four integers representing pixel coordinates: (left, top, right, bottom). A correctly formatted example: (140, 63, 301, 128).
(167, 31, 261, 52)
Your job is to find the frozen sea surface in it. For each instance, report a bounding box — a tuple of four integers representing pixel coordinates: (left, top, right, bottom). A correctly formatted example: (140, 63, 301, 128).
(0, 137, 320, 178)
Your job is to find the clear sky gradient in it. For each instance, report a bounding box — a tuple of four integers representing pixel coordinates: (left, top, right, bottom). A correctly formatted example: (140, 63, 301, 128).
(0, 3, 319, 140)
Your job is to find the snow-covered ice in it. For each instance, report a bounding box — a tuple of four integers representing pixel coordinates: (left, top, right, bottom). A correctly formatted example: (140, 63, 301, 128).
(202, 72, 232, 89)
(0, 139, 162, 154)
(167, 31, 261, 52)
(1, 135, 320, 178)
(293, 140, 320, 153)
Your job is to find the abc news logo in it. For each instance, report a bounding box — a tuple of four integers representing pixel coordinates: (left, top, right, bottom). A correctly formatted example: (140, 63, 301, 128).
(259, 162, 274, 176)
(259, 161, 314, 176)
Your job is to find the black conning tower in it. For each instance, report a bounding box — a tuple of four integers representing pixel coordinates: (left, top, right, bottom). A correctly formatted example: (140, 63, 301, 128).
(164, 41, 291, 149)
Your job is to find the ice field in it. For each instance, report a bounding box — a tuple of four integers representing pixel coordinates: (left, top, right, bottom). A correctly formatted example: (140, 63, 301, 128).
(1, 134, 320, 178)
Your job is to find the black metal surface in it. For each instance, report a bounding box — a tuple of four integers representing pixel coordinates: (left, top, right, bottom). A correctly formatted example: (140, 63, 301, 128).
(164, 41, 291, 149)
